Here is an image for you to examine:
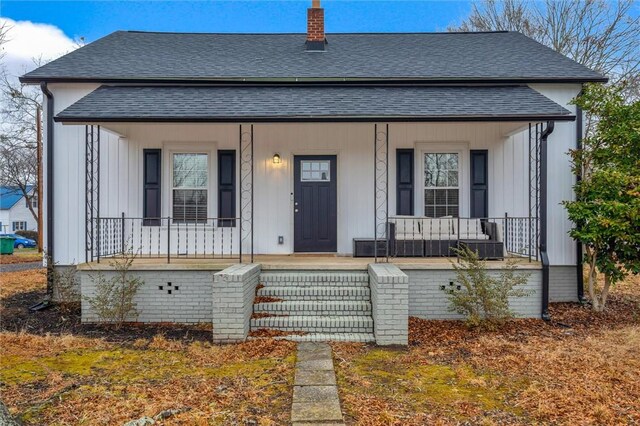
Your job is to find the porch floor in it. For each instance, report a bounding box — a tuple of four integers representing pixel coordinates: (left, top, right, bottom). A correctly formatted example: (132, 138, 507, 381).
(78, 254, 541, 271)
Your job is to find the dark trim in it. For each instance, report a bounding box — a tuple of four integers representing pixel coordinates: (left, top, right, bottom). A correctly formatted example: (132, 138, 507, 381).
(56, 114, 576, 124)
(540, 120, 555, 321)
(395, 149, 414, 215)
(470, 150, 489, 218)
(41, 82, 54, 296)
(142, 149, 161, 226)
(20, 76, 609, 85)
(217, 150, 236, 227)
(575, 92, 585, 303)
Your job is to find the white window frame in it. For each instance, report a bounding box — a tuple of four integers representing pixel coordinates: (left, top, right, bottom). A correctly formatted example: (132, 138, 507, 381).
(300, 159, 331, 182)
(170, 151, 210, 224)
(416, 142, 469, 218)
(12, 221, 27, 231)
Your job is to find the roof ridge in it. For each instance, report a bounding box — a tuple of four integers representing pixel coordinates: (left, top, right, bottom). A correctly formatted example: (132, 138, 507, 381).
(122, 30, 512, 35)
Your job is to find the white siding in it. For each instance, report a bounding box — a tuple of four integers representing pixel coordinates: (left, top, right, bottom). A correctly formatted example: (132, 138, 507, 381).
(0, 198, 38, 232)
(46, 84, 580, 266)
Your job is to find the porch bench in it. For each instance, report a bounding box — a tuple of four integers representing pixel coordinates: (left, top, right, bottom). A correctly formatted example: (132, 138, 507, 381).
(387, 217, 505, 258)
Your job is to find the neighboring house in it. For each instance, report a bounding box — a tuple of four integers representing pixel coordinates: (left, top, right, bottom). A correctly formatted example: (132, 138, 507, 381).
(20, 2, 605, 344)
(0, 186, 38, 234)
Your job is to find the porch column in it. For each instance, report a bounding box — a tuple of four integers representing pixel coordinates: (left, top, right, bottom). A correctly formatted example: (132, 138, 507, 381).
(238, 124, 254, 262)
(373, 123, 389, 262)
(85, 125, 100, 263)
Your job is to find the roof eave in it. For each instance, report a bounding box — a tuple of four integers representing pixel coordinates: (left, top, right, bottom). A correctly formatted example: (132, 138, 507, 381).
(55, 114, 576, 124)
(20, 76, 609, 85)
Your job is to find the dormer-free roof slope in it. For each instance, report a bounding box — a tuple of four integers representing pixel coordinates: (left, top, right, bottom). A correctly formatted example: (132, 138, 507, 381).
(21, 31, 606, 83)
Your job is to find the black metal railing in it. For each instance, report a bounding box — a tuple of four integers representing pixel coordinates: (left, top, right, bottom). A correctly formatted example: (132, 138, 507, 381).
(95, 214, 240, 263)
(388, 215, 537, 261)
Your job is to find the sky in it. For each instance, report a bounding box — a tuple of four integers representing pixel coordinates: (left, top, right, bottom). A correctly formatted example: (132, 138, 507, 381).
(0, 1, 473, 77)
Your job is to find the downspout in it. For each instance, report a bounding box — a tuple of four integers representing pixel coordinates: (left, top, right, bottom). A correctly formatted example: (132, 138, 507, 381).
(575, 87, 585, 302)
(40, 82, 54, 297)
(540, 120, 555, 321)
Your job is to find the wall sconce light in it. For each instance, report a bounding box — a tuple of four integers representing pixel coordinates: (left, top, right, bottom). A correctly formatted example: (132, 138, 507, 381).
(272, 153, 282, 164)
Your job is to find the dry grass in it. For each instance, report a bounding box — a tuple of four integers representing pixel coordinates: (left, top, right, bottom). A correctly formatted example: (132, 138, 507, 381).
(0, 268, 296, 425)
(0, 249, 42, 265)
(0, 332, 296, 425)
(334, 272, 640, 425)
(0, 269, 46, 299)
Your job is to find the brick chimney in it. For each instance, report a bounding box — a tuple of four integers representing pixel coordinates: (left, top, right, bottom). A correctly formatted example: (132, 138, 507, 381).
(306, 0, 326, 51)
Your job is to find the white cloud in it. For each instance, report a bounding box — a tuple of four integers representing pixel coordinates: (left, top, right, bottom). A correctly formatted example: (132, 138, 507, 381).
(1, 17, 77, 79)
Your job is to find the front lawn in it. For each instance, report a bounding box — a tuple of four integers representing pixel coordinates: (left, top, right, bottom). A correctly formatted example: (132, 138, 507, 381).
(0, 269, 296, 425)
(0, 248, 42, 265)
(334, 274, 640, 425)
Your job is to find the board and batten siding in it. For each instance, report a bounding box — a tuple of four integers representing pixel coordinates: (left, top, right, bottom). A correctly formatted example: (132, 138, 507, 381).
(44, 83, 580, 267)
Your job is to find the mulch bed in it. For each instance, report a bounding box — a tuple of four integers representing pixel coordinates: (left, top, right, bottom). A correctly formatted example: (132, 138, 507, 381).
(0, 268, 212, 343)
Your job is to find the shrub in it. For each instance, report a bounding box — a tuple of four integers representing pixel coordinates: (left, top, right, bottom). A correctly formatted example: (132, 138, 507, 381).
(84, 248, 143, 328)
(52, 266, 80, 313)
(15, 230, 38, 241)
(444, 246, 532, 329)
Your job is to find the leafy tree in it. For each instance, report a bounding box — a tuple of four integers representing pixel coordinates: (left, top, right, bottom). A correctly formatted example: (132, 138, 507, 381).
(564, 83, 640, 311)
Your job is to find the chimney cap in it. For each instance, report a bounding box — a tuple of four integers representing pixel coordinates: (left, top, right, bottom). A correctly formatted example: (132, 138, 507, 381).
(312, 0, 321, 8)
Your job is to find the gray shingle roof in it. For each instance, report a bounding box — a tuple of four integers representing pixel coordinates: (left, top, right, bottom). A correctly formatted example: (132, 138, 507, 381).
(22, 31, 604, 83)
(54, 85, 574, 122)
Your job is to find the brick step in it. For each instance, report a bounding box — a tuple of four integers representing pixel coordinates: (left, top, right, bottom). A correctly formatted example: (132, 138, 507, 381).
(257, 285, 370, 301)
(251, 315, 374, 333)
(254, 300, 371, 316)
(259, 272, 369, 287)
(274, 333, 375, 343)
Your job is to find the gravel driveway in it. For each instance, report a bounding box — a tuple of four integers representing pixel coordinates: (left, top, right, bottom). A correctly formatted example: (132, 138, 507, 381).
(0, 262, 43, 273)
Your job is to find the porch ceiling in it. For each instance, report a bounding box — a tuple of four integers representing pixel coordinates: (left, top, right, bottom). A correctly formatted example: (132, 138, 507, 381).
(55, 85, 575, 123)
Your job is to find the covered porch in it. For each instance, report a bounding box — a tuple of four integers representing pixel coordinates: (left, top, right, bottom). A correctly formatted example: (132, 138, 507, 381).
(54, 84, 572, 271)
(78, 253, 543, 272)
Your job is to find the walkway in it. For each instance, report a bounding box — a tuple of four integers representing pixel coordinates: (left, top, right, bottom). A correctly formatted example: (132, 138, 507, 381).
(291, 342, 345, 425)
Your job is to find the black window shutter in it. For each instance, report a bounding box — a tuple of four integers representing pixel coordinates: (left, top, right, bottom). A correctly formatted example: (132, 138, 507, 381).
(396, 149, 414, 215)
(470, 150, 488, 218)
(218, 150, 236, 227)
(143, 149, 161, 226)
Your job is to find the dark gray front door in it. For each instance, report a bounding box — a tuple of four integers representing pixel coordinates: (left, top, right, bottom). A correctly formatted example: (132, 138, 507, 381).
(294, 155, 337, 252)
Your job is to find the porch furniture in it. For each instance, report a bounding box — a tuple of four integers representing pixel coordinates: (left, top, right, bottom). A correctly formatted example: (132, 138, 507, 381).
(386, 216, 505, 258)
(353, 238, 391, 257)
(458, 240, 504, 260)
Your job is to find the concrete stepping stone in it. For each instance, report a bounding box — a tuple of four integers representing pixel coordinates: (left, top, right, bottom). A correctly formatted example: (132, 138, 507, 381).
(291, 342, 345, 425)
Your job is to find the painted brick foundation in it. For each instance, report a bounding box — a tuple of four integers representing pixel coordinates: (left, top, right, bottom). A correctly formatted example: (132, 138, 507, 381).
(212, 263, 261, 342)
(80, 269, 214, 323)
(368, 263, 409, 345)
(404, 268, 543, 319)
(549, 265, 579, 302)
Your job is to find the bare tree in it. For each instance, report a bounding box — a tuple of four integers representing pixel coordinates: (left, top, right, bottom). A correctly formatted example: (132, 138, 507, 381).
(0, 22, 8, 62)
(0, 65, 42, 223)
(451, 0, 640, 88)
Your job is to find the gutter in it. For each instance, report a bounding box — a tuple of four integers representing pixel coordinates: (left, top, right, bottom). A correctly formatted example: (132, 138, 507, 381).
(40, 82, 54, 297)
(54, 114, 576, 124)
(19, 76, 610, 85)
(575, 88, 585, 302)
(540, 120, 555, 321)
